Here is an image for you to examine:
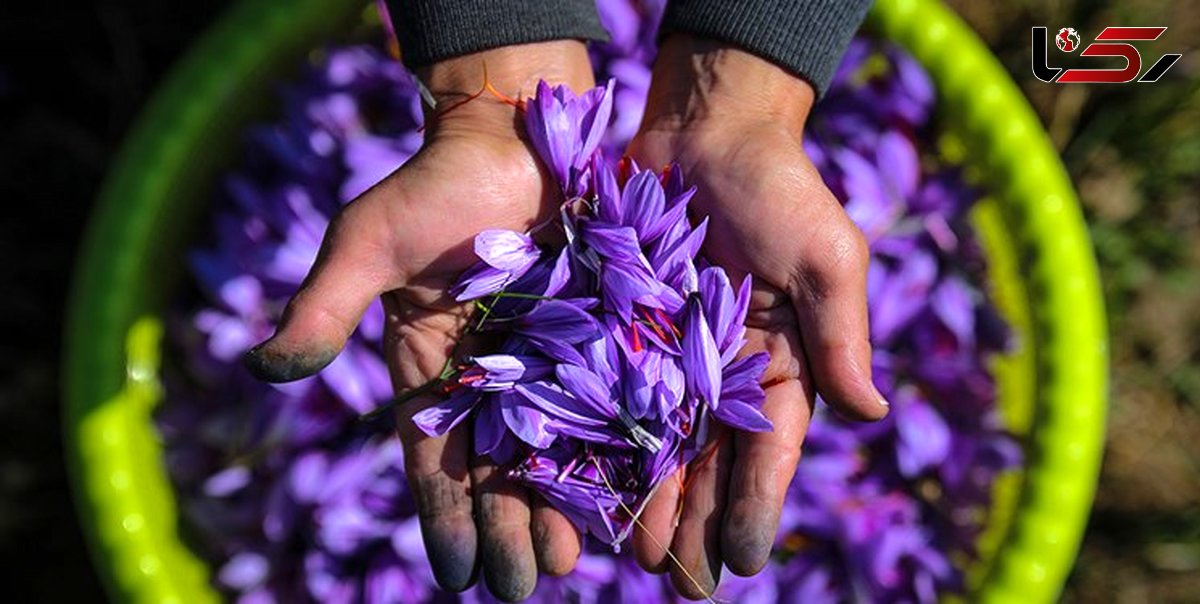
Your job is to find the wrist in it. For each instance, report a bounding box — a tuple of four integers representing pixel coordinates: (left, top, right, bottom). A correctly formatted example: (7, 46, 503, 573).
(640, 34, 815, 139)
(418, 40, 596, 139)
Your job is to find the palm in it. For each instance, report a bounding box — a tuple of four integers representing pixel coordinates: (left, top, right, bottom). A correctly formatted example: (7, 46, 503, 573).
(626, 123, 885, 597)
(372, 131, 553, 389)
(248, 124, 585, 599)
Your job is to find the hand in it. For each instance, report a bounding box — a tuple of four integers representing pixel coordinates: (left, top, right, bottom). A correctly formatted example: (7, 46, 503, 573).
(626, 35, 889, 598)
(244, 41, 595, 601)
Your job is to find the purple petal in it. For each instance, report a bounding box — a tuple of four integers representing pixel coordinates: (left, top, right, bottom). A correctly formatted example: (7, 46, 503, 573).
(545, 245, 572, 296)
(712, 399, 773, 432)
(593, 155, 624, 223)
(218, 551, 269, 591)
(877, 130, 919, 198)
(475, 403, 507, 456)
(410, 389, 480, 436)
(524, 80, 575, 186)
(578, 79, 615, 163)
(721, 352, 770, 402)
(621, 169, 666, 238)
(581, 221, 643, 262)
(473, 229, 539, 272)
(204, 466, 251, 497)
(896, 397, 951, 477)
(624, 350, 660, 419)
(470, 354, 554, 388)
(452, 261, 513, 301)
(288, 452, 328, 503)
(514, 382, 609, 427)
(500, 391, 557, 448)
(516, 300, 600, 343)
(682, 297, 723, 408)
(931, 276, 974, 346)
(554, 364, 617, 420)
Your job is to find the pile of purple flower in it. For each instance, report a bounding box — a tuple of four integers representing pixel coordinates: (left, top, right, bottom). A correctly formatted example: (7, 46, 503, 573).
(408, 79, 771, 545)
(160, 1, 1019, 602)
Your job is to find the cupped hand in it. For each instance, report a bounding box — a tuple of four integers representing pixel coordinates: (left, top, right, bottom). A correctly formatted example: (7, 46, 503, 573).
(244, 41, 594, 601)
(625, 35, 889, 599)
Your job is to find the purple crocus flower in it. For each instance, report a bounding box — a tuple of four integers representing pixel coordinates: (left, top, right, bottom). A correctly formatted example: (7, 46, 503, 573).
(452, 229, 542, 301)
(524, 79, 615, 196)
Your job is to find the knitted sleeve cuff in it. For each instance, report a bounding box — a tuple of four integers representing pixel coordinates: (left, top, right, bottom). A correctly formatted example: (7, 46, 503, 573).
(385, 0, 610, 69)
(659, 0, 872, 96)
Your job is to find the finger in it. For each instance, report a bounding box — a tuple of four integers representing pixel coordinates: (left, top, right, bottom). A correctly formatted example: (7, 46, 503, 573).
(244, 200, 400, 382)
(472, 460, 538, 602)
(724, 378, 811, 575)
(633, 466, 683, 573)
(394, 393, 478, 592)
(669, 428, 734, 600)
(530, 494, 582, 576)
(791, 220, 888, 420)
(720, 301, 815, 575)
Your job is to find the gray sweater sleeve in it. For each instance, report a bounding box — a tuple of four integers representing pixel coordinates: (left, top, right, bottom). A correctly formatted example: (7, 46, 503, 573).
(384, 1, 609, 69)
(659, 0, 872, 96)
(384, 1, 868, 96)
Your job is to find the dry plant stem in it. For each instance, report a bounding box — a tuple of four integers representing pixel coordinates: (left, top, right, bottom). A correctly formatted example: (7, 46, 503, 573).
(588, 455, 718, 604)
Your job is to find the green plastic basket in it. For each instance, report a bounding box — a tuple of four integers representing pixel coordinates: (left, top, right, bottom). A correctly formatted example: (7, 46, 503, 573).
(63, 0, 1108, 602)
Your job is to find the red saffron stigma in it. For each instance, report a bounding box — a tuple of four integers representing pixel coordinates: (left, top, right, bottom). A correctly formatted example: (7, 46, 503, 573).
(653, 307, 682, 339)
(617, 155, 631, 184)
(631, 322, 643, 353)
(639, 308, 668, 341)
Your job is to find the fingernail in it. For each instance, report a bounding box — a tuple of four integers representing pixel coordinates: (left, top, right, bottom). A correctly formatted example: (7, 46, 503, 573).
(242, 341, 336, 383)
(872, 385, 890, 408)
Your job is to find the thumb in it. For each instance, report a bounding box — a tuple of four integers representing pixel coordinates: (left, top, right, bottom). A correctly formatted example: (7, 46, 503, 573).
(244, 203, 400, 382)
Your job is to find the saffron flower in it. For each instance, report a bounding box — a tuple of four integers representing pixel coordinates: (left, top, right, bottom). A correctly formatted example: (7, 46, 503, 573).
(411, 81, 772, 545)
(523, 79, 615, 197)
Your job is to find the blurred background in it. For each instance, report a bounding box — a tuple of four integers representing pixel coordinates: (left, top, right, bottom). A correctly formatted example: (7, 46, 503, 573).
(1, 0, 1196, 601)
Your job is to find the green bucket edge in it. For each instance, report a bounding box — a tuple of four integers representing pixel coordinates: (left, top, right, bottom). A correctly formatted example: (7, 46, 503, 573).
(869, 1, 1108, 602)
(62, 0, 363, 601)
(63, 0, 1108, 602)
